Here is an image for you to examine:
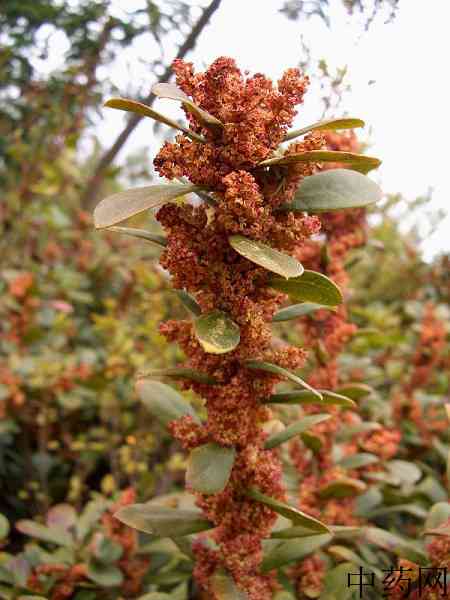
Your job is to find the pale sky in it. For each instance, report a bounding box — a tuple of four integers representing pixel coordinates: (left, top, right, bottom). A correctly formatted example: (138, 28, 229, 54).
(43, 0, 450, 260)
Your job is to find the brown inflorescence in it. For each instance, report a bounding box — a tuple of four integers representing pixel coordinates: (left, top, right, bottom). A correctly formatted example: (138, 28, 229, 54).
(393, 301, 447, 447)
(152, 57, 327, 599)
(288, 130, 399, 596)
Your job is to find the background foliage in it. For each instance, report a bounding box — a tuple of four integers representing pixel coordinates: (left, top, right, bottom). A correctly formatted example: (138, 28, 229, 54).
(0, 1, 448, 599)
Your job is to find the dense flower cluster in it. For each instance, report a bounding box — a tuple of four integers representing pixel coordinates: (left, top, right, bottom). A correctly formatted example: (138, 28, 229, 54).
(153, 57, 328, 599)
(287, 131, 401, 596)
(393, 302, 448, 446)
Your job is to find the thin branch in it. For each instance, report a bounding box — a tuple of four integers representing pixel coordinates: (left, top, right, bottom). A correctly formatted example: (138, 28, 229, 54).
(81, 0, 222, 210)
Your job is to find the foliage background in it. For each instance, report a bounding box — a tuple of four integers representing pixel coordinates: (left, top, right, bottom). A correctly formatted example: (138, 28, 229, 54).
(0, 1, 449, 599)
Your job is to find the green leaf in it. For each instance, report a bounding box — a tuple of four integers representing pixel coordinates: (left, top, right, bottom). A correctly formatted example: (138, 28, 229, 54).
(367, 504, 427, 519)
(386, 460, 422, 485)
(424, 502, 450, 531)
(229, 235, 304, 279)
(283, 117, 365, 142)
(210, 570, 249, 600)
(186, 443, 235, 494)
(76, 499, 108, 542)
(246, 488, 330, 533)
(15, 520, 73, 547)
(193, 310, 240, 354)
(93, 183, 199, 229)
(267, 389, 355, 409)
(86, 562, 123, 587)
(260, 151, 381, 173)
(319, 478, 367, 499)
(319, 562, 356, 600)
(0, 515, 10, 539)
(136, 379, 199, 427)
(280, 169, 382, 213)
(152, 83, 223, 132)
(364, 527, 428, 565)
(300, 431, 323, 453)
(355, 488, 382, 517)
(328, 545, 383, 580)
(114, 504, 212, 537)
(335, 382, 374, 400)
(244, 360, 322, 400)
(104, 97, 205, 142)
(92, 534, 123, 563)
(175, 290, 201, 316)
(264, 414, 331, 449)
(336, 422, 381, 441)
(106, 226, 167, 247)
(262, 533, 332, 572)
(272, 302, 331, 322)
(270, 270, 343, 306)
(139, 368, 217, 385)
(271, 525, 328, 539)
(338, 453, 379, 469)
(329, 525, 362, 537)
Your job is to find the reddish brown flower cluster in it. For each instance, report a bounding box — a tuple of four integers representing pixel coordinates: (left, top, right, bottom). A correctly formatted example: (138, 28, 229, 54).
(288, 131, 400, 596)
(387, 518, 450, 600)
(101, 488, 150, 597)
(393, 302, 447, 446)
(153, 57, 328, 599)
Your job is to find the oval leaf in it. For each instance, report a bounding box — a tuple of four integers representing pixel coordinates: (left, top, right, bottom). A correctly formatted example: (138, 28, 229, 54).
(86, 562, 123, 587)
(335, 382, 374, 400)
(94, 183, 199, 229)
(136, 379, 199, 426)
(386, 460, 422, 485)
(271, 525, 328, 539)
(114, 504, 212, 537)
(364, 527, 428, 565)
(15, 520, 73, 547)
(283, 117, 365, 142)
(262, 533, 332, 572)
(246, 488, 330, 533)
(270, 270, 343, 306)
(152, 83, 223, 131)
(267, 389, 355, 408)
(368, 504, 428, 519)
(301, 431, 323, 453)
(264, 414, 331, 450)
(272, 302, 331, 322)
(229, 235, 304, 279)
(186, 443, 236, 494)
(138, 368, 217, 385)
(0, 514, 10, 539)
(282, 169, 382, 213)
(338, 453, 379, 469)
(194, 310, 240, 354)
(260, 151, 381, 173)
(424, 502, 450, 531)
(319, 478, 367, 499)
(104, 97, 204, 142)
(244, 360, 322, 400)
